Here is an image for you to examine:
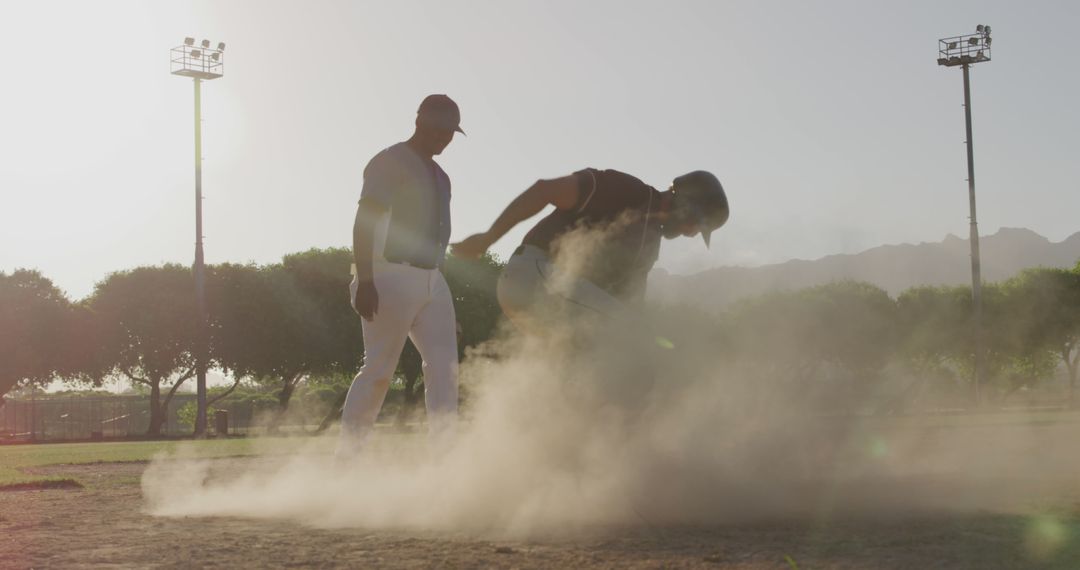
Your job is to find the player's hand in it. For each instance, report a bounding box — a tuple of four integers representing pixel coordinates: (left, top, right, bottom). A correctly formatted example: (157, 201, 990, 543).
(451, 233, 494, 260)
(352, 279, 379, 320)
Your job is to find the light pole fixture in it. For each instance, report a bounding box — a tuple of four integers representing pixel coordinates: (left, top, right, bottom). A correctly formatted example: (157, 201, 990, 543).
(171, 38, 225, 436)
(938, 25, 992, 406)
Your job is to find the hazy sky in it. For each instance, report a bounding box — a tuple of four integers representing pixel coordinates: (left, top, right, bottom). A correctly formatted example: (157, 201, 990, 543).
(2, 0, 1078, 300)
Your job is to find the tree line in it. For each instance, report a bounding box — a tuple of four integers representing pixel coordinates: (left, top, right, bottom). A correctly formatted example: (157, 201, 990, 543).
(0, 248, 502, 435)
(668, 264, 1080, 412)
(3, 252, 1079, 435)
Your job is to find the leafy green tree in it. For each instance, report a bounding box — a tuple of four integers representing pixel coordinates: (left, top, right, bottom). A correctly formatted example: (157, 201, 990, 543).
(729, 281, 897, 412)
(87, 265, 199, 436)
(279, 247, 363, 377)
(0, 270, 104, 400)
(1071, 262, 1080, 400)
(913, 281, 1064, 403)
(728, 287, 822, 388)
(204, 263, 280, 406)
(211, 249, 361, 431)
(896, 284, 972, 386)
(996, 268, 1080, 403)
(271, 249, 361, 413)
(896, 277, 1080, 405)
(207, 262, 315, 430)
(810, 281, 898, 378)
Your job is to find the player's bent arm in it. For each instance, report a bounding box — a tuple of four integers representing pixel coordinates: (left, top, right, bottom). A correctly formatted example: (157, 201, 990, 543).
(461, 175, 579, 252)
(353, 197, 387, 283)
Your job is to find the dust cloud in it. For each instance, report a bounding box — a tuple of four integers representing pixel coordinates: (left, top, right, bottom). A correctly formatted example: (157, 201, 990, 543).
(142, 224, 1080, 538)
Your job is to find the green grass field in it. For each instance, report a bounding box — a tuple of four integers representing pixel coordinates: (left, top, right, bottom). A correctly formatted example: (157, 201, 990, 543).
(0, 437, 323, 489)
(3, 410, 1079, 490)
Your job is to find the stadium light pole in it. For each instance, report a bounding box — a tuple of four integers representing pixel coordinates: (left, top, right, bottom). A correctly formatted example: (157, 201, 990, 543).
(171, 38, 225, 436)
(938, 25, 992, 406)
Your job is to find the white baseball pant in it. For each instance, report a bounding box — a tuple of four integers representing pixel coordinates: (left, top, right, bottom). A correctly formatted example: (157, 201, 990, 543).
(336, 261, 458, 458)
(496, 245, 627, 329)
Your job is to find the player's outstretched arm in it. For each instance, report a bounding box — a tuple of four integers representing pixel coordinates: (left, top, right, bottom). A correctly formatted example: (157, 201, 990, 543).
(451, 174, 579, 259)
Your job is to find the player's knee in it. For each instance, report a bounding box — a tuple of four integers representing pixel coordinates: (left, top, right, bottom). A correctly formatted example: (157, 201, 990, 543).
(356, 356, 399, 382)
(351, 364, 394, 390)
(421, 351, 458, 374)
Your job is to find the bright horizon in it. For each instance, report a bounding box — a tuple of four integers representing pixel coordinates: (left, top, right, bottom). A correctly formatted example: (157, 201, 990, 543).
(2, 0, 1078, 300)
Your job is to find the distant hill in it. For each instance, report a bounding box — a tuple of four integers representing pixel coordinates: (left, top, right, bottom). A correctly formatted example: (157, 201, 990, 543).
(649, 228, 1080, 311)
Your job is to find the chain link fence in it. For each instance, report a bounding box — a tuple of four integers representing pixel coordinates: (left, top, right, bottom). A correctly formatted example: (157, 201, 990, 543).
(0, 395, 266, 442)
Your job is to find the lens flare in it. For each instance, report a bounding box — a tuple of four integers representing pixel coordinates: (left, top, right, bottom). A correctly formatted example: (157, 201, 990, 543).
(1024, 513, 1068, 561)
(867, 436, 889, 459)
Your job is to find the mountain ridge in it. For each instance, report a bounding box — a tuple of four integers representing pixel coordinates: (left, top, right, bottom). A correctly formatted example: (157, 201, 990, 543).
(650, 228, 1080, 310)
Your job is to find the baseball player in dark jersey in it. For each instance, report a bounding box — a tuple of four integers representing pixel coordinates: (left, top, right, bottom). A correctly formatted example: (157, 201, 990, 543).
(452, 169, 728, 328)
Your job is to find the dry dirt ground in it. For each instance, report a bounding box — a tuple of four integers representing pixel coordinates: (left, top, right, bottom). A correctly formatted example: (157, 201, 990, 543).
(2, 459, 1080, 569)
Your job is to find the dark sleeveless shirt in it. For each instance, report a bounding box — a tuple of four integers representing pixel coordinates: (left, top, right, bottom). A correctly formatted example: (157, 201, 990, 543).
(522, 168, 662, 299)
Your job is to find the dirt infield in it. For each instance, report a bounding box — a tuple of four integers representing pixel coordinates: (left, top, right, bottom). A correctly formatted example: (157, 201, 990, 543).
(1, 458, 1077, 569)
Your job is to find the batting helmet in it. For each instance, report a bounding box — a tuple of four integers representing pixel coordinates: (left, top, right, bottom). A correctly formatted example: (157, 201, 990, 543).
(671, 170, 729, 247)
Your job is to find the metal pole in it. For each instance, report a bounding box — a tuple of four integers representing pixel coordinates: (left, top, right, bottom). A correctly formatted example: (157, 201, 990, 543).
(962, 63, 985, 406)
(30, 385, 36, 441)
(193, 78, 208, 436)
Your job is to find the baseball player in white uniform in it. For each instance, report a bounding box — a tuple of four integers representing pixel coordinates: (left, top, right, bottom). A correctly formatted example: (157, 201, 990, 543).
(337, 95, 464, 459)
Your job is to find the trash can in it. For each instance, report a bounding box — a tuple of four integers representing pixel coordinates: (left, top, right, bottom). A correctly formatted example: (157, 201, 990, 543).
(214, 409, 229, 437)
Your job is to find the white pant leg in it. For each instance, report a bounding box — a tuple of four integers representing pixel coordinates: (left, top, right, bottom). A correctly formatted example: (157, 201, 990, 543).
(337, 265, 422, 457)
(408, 270, 459, 441)
(498, 246, 626, 327)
